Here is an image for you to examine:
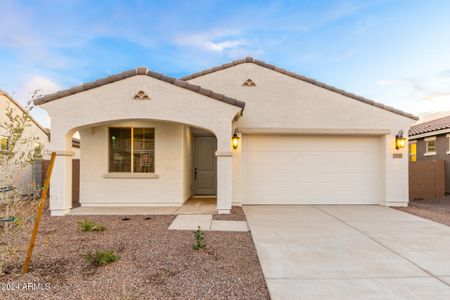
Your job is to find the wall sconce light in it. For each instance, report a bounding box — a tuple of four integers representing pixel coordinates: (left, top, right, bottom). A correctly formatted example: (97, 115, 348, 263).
(232, 129, 240, 149)
(395, 130, 406, 150)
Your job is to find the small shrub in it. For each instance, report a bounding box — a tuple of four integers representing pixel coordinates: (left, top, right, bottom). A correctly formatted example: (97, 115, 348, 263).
(192, 226, 206, 250)
(85, 250, 119, 266)
(78, 220, 105, 232)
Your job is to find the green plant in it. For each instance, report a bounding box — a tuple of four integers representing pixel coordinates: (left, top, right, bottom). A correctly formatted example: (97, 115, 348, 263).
(192, 226, 206, 250)
(85, 250, 119, 266)
(78, 220, 106, 232)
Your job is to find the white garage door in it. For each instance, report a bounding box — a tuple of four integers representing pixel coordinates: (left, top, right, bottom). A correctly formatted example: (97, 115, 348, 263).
(242, 135, 382, 204)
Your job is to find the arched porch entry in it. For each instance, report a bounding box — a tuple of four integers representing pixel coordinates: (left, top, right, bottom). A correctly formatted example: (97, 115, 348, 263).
(35, 70, 244, 215)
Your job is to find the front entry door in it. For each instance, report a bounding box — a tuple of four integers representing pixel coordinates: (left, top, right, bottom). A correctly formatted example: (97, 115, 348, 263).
(193, 136, 217, 195)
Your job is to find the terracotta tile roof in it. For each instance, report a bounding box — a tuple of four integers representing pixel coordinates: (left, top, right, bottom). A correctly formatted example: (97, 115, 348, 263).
(34, 67, 245, 109)
(409, 115, 450, 136)
(0, 89, 50, 137)
(180, 57, 418, 120)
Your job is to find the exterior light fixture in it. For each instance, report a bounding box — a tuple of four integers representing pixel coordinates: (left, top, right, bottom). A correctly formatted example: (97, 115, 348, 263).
(395, 130, 406, 150)
(232, 129, 240, 149)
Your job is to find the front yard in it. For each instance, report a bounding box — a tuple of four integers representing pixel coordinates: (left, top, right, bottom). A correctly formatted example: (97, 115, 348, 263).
(395, 196, 450, 226)
(0, 213, 269, 299)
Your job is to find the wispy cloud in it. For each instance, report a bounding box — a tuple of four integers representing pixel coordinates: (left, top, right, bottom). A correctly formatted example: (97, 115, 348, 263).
(173, 29, 247, 54)
(377, 70, 450, 102)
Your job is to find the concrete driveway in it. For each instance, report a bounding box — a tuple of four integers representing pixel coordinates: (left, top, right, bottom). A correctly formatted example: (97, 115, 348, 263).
(244, 205, 450, 300)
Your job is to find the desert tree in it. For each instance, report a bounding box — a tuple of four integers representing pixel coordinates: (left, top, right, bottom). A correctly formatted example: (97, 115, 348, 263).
(0, 90, 43, 272)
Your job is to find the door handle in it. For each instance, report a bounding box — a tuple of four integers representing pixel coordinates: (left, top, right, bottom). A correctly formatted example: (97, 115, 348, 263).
(194, 168, 197, 180)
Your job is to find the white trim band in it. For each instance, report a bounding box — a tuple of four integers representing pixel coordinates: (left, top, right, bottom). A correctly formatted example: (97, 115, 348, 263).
(103, 173, 160, 179)
(54, 150, 75, 156)
(215, 151, 232, 157)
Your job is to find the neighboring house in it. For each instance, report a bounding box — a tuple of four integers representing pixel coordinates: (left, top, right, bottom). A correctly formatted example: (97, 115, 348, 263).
(1, 90, 51, 193)
(33, 57, 417, 216)
(0, 90, 80, 194)
(409, 115, 450, 194)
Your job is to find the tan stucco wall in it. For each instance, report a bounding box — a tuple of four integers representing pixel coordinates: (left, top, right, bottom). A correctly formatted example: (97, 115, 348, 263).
(188, 63, 415, 206)
(79, 120, 187, 206)
(0, 94, 50, 193)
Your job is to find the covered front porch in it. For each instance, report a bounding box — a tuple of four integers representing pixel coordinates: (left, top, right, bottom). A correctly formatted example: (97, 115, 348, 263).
(34, 67, 245, 216)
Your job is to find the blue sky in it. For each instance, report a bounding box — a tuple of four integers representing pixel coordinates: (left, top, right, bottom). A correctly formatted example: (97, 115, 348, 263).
(1, 0, 450, 127)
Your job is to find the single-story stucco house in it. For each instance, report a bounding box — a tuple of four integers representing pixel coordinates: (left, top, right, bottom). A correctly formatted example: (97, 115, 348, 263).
(34, 57, 418, 216)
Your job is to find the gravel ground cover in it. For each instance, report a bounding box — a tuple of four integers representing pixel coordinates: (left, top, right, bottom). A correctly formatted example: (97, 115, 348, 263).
(212, 206, 246, 221)
(395, 196, 450, 226)
(0, 214, 269, 299)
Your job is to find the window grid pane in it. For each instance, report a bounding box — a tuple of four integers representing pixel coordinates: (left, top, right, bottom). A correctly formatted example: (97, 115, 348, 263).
(109, 128, 132, 172)
(427, 141, 436, 152)
(133, 128, 155, 173)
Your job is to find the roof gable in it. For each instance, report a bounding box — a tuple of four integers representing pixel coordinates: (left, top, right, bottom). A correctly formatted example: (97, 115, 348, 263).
(0, 89, 50, 137)
(181, 57, 418, 121)
(34, 67, 245, 109)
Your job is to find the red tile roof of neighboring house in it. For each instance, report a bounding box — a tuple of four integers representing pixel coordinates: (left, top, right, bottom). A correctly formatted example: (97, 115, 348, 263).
(34, 67, 246, 109)
(409, 115, 450, 136)
(180, 57, 418, 120)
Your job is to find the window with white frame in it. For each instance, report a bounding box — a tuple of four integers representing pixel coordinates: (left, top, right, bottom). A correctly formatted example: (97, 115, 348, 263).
(0, 136, 10, 152)
(109, 127, 155, 173)
(424, 136, 436, 156)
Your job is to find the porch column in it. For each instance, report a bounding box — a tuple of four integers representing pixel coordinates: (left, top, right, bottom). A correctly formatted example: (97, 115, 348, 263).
(216, 151, 232, 214)
(49, 151, 73, 216)
(383, 133, 409, 207)
(49, 128, 74, 216)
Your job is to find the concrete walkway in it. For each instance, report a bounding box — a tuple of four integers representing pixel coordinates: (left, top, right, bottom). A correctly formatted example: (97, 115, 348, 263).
(244, 205, 450, 300)
(168, 214, 249, 231)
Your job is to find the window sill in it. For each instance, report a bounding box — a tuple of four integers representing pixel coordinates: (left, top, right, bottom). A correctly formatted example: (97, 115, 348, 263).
(424, 152, 436, 157)
(102, 173, 159, 179)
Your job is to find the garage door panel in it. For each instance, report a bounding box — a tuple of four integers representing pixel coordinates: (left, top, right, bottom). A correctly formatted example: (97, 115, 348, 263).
(247, 151, 378, 170)
(243, 135, 382, 204)
(245, 135, 378, 152)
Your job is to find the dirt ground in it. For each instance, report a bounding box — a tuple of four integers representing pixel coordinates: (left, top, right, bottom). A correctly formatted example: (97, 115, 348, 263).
(395, 196, 450, 226)
(0, 213, 269, 300)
